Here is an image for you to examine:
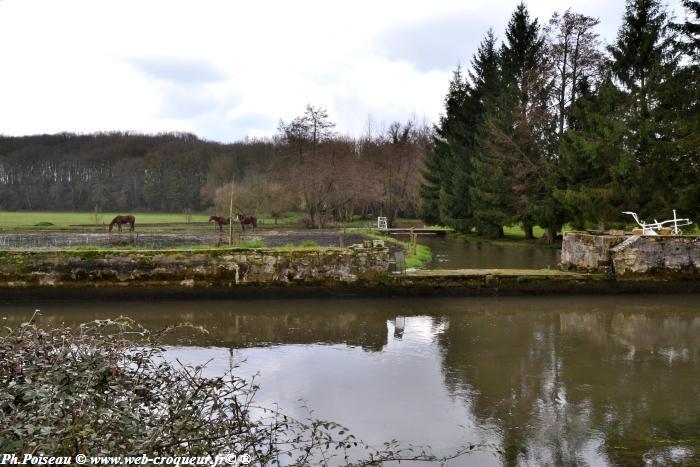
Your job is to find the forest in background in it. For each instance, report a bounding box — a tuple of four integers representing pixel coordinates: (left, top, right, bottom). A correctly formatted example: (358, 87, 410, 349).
(420, 0, 700, 241)
(0, 111, 428, 228)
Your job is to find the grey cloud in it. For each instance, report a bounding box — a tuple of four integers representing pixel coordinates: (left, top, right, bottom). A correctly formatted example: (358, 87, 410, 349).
(378, 9, 511, 72)
(377, 1, 659, 73)
(158, 88, 222, 119)
(228, 112, 277, 136)
(128, 56, 227, 84)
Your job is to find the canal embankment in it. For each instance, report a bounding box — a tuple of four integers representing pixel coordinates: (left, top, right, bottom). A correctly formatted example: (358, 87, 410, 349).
(0, 231, 699, 296)
(0, 246, 390, 288)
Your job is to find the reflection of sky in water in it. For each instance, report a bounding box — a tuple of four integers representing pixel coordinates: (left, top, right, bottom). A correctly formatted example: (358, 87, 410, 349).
(165, 315, 612, 466)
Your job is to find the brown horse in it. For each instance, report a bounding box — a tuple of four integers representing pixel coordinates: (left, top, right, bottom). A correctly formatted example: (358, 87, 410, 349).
(108, 215, 135, 232)
(237, 213, 257, 231)
(208, 215, 231, 232)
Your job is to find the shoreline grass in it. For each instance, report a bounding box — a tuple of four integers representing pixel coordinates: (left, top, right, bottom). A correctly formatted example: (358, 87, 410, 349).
(405, 243, 432, 268)
(358, 229, 433, 269)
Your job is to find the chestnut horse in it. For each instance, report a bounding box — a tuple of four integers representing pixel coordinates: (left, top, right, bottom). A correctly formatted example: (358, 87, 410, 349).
(208, 215, 231, 232)
(237, 213, 257, 231)
(108, 215, 135, 232)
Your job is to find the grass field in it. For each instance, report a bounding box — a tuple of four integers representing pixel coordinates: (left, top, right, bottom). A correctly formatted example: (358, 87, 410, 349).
(0, 211, 208, 229)
(0, 211, 302, 230)
(0, 211, 429, 232)
(9, 211, 694, 240)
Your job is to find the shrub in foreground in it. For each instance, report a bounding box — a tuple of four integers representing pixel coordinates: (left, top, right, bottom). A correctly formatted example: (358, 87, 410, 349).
(0, 316, 479, 465)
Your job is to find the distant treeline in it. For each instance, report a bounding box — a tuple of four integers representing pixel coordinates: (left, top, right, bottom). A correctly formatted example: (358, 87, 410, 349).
(0, 132, 274, 213)
(420, 0, 700, 241)
(0, 114, 428, 227)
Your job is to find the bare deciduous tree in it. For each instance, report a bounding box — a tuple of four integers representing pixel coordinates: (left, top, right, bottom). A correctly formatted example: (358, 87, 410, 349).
(547, 10, 603, 136)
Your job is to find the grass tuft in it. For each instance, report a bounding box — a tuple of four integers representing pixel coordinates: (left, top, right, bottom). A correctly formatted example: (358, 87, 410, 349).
(405, 244, 432, 269)
(238, 239, 265, 249)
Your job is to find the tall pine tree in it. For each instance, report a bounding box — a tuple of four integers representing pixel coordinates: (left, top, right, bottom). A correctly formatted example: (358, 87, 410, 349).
(468, 31, 515, 237)
(672, 0, 700, 219)
(441, 30, 501, 233)
(556, 77, 629, 228)
(419, 68, 469, 226)
(559, 0, 681, 227)
(473, 3, 555, 239)
(608, 0, 678, 216)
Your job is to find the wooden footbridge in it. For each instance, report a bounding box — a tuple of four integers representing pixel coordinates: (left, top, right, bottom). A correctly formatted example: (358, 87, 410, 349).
(381, 227, 450, 236)
(375, 217, 451, 236)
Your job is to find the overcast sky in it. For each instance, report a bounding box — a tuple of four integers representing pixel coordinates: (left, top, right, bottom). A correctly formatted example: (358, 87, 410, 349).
(0, 0, 686, 142)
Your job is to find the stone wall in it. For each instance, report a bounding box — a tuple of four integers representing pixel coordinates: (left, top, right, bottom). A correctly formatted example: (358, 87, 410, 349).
(611, 235, 700, 276)
(561, 232, 700, 276)
(0, 247, 390, 288)
(559, 232, 626, 273)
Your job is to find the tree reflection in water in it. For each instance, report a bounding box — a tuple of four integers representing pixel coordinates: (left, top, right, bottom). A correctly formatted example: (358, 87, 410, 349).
(436, 298, 700, 466)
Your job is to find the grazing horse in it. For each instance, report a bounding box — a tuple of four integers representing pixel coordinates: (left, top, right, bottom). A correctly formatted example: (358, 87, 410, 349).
(108, 215, 135, 232)
(237, 213, 258, 231)
(208, 215, 231, 232)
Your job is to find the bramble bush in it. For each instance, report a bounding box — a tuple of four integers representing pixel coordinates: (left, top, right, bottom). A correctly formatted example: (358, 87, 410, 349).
(0, 315, 480, 465)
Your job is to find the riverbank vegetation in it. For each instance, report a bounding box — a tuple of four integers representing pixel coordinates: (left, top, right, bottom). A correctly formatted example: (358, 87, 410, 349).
(420, 0, 700, 242)
(406, 244, 432, 269)
(362, 230, 433, 268)
(0, 316, 480, 464)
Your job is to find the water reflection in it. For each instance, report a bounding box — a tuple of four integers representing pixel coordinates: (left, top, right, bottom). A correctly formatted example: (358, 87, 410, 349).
(417, 235, 560, 269)
(1, 296, 698, 465)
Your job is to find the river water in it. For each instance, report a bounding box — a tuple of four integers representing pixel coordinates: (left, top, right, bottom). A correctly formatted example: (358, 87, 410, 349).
(416, 235, 561, 269)
(2, 295, 699, 466)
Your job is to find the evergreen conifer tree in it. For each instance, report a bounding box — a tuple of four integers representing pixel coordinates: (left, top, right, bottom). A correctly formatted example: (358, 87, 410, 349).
(556, 77, 628, 228)
(673, 0, 700, 59)
(559, 0, 681, 227)
(672, 0, 700, 218)
(473, 3, 554, 239)
(419, 68, 469, 226)
(607, 0, 678, 216)
(441, 30, 500, 233)
(468, 31, 514, 237)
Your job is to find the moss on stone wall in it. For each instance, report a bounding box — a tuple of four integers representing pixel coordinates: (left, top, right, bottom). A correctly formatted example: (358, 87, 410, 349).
(0, 246, 391, 288)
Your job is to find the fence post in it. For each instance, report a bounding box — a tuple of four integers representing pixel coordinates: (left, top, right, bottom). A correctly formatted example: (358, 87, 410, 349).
(228, 178, 234, 246)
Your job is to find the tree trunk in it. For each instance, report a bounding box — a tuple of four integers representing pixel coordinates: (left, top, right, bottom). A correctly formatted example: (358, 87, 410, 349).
(480, 225, 505, 238)
(523, 224, 534, 240)
(558, 36, 569, 136)
(542, 226, 557, 244)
